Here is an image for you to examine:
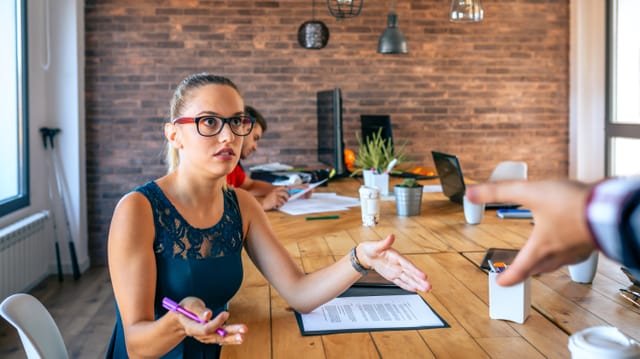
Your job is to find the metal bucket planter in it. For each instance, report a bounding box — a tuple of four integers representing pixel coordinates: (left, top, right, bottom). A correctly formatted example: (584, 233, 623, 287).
(394, 185, 423, 216)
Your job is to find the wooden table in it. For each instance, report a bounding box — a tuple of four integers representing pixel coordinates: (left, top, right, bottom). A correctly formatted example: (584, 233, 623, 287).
(222, 177, 640, 359)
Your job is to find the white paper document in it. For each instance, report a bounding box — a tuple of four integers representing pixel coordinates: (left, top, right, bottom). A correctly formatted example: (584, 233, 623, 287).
(297, 294, 446, 334)
(248, 162, 294, 171)
(287, 179, 328, 201)
(278, 192, 360, 215)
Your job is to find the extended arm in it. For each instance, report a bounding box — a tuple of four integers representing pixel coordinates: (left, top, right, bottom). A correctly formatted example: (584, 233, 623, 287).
(586, 178, 640, 276)
(466, 178, 640, 286)
(236, 190, 431, 313)
(239, 177, 289, 210)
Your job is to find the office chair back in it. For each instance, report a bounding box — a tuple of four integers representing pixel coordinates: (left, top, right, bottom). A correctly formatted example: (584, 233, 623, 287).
(0, 293, 69, 359)
(489, 161, 528, 182)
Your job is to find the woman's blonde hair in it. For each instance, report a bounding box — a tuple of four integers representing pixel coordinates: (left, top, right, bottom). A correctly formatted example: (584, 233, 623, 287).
(165, 73, 241, 173)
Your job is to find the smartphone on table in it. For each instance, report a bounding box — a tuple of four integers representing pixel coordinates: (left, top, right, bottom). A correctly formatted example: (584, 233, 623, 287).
(480, 248, 520, 271)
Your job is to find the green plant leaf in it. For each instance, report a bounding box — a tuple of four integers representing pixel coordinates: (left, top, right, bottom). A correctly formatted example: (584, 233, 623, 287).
(351, 127, 410, 177)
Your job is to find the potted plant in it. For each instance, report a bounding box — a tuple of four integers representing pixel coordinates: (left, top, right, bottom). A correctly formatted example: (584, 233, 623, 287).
(394, 178, 423, 216)
(351, 128, 409, 196)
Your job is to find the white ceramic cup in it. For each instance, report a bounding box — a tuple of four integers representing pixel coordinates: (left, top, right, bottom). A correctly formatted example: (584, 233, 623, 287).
(463, 195, 485, 224)
(568, 326, 640, 359)
(359, 185, 381, 227)
(568, 252, 599, 284)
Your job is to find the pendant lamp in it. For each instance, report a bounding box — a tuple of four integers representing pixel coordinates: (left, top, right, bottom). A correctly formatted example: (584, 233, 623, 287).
(377, 0, 407, 54)
(298, 0, 330, 49)
(450, 0, 483, 23)
(326, 0, 364, 20)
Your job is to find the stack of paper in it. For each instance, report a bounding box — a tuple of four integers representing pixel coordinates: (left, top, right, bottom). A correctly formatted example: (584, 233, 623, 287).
(248, 162, 293, 171)
(279, 192, 360, 215)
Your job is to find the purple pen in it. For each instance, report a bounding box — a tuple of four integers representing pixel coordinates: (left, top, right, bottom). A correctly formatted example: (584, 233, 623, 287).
(162, 297, 228, 336)
(162, 297, 207, 324)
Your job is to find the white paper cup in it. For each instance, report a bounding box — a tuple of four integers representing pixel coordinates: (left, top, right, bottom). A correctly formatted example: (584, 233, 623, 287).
(568, 252, 599, 284)
(463, 195, 485, 224)
(359, 185, 381, 227)
(568, 326, 640, 359)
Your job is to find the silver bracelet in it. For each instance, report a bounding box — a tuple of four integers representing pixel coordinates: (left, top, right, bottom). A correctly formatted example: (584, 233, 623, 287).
(350, 246, 369, 276)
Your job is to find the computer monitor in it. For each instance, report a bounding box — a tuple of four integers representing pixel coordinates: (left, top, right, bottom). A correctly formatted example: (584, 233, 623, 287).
(360, 114, 393, 150)
(317, 88, 347, 176)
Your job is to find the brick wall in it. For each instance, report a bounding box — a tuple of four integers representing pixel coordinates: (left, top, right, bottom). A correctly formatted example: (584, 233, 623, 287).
(85, 0, 569, 264)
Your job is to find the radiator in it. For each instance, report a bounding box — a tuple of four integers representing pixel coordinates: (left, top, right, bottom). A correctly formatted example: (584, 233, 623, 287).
(0, 211, 51, 301)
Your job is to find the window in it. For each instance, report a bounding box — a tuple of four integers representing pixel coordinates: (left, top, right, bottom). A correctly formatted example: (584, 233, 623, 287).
(606, 0, 640, 176)
(0, 0, 29, 217)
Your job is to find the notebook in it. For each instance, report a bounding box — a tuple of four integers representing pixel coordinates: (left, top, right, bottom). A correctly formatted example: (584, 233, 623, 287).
(431, 151, 520, 209)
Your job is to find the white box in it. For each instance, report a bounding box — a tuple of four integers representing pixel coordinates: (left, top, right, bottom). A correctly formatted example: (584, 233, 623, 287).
(488, 272, 531, 324)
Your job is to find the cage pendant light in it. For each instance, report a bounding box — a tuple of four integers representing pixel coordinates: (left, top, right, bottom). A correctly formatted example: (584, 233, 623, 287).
(450, 0, 484, 23)
(326, 0, 364, 20)
(298, 0, 330, 49)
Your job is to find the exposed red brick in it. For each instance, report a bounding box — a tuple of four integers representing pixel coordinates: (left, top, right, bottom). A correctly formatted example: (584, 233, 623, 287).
(85, 0, 569, 264)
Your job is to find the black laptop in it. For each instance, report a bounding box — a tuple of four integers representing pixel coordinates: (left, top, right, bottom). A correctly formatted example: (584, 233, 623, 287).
(431, 151, 520, 209)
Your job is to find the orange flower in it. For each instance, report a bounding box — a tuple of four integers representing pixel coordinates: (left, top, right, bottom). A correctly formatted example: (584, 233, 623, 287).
(344, 148, 356, 172)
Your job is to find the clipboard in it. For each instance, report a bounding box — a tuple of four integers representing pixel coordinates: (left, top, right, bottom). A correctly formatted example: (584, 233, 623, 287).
(294, 284, 449, 336)
(351, 270, 398, 288)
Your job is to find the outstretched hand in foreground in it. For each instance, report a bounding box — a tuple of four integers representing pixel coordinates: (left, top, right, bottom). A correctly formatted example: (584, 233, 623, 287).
(466, 180, 596, 286)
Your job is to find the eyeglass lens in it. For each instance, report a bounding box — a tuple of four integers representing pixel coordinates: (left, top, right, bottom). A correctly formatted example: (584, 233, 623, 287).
(196, 116, 254, 137)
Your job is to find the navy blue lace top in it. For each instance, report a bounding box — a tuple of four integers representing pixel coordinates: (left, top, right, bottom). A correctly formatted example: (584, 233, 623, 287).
(106, 181, 245, 358)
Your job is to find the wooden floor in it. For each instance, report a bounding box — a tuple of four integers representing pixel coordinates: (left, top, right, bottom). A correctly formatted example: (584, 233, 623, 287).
(0, 266, 115, 358)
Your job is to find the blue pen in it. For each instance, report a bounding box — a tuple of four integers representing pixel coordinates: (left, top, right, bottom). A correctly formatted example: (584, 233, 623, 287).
(287, 189, 303, 195)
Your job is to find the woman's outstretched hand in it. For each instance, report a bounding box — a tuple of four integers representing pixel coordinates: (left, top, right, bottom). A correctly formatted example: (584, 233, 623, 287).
(358, 234, 432, 293)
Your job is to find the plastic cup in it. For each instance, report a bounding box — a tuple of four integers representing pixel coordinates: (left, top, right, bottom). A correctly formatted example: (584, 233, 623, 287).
(359, 186, 381, 227)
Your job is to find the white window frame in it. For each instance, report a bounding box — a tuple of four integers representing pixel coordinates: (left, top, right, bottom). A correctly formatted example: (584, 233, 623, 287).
(605, 0, 640, 177)
(0, 0, 29, 217)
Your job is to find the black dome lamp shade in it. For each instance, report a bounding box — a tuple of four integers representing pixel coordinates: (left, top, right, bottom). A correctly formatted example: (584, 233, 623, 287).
(298, 0, 330, 49)
(377, 0, 407, 54)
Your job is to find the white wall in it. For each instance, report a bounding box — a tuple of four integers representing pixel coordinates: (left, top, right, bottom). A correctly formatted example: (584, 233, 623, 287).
(0, 0, 88, 274)
(569, 0, 606, 181)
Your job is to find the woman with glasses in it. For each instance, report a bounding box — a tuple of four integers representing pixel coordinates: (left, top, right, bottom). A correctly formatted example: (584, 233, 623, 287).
(106, 73, 431, 358)
(226, 105, 310, 210)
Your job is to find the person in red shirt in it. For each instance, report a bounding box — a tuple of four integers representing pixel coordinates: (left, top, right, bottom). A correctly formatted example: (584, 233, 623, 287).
(227, 106, 308, 210)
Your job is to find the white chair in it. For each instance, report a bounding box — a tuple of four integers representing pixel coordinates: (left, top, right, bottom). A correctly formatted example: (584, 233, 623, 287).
(488, 161, 528, 182)
(0, 293, 69, 359)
